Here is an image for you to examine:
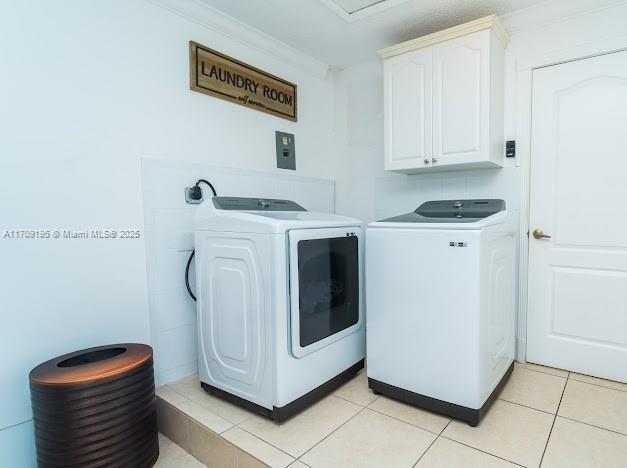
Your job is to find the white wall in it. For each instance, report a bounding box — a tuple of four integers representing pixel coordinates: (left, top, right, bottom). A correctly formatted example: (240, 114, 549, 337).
(332, 0, 627, 359)
(0, 1, 335, 464)
(333, 60, 383, 224)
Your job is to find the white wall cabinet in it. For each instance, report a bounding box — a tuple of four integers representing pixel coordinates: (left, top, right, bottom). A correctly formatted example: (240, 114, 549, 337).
(380, 16, 508, 173)
(384, 47, 433, 171)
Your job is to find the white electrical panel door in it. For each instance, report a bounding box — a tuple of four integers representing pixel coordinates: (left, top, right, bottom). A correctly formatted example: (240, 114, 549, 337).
(432, 30, 490, 168)
(384, 47, 433, 171)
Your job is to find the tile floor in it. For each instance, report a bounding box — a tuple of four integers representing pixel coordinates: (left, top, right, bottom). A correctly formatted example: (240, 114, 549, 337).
(156, 434, 206, 468)
(155, 363, 627, 467)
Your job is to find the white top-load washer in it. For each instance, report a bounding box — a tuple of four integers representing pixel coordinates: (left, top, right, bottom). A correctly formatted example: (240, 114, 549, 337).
(194, 197, 365, 421)
(366, 199, 516, 426)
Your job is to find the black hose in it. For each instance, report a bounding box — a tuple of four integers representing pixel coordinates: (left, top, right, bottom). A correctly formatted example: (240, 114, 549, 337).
(196, 179, 217, 197)
(186, 178, 217, 302)
(185, 249, 196, 302)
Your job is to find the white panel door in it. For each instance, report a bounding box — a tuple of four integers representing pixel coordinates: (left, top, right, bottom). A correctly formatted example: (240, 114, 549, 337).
(384, 47, 432, 171)
(527, 50, 627, 382)
(432, 30, 489, 167)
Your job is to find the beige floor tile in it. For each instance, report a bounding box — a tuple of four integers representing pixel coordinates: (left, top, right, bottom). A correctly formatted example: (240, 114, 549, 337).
(222, 427, 294, 468)
(177, 400, 233, 434)
(516, 361, 569, 378)
(156, 434, 208, 467)
(237, 451, 268, 468)
(416, 437, 518, 468)
(569, 373, 627, 393)
(179, 454, 208, 468)
(238, 395, 361, 458)
(498, 366, 567, 413)
(333, 371, 379, 407)
(157, 399, 191, 451)
(156, 434, 188, 467)
(168, 376, 253, 425)
(558, 380, 627, 435)
(367, 396, 450, 434)
(301, 408, 434, 467)
(442, 399, 554, 467)
(158, 433, 174, 450)
(288, 461, 310, 468)
(157, 384, 190, 406)
(156, 453, 192, 467)
(189, 420, 238, 468)
(155, 454, 182, 467)
(301, 408, 435, 468)
(542, 417, 627, 468)
(167, 376, 206, 400)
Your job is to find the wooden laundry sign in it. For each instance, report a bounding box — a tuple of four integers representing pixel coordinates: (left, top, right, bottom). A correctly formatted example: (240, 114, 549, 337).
(189, 41, 297, 121)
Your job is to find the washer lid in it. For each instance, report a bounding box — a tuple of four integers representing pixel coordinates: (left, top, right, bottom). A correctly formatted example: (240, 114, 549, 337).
(370, 199, 507, 229)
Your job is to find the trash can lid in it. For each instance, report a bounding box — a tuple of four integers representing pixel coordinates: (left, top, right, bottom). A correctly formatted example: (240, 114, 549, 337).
(29, 343, 153, 386)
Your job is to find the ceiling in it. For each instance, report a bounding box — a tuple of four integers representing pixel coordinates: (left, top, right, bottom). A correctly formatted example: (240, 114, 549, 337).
(196, 0, 549, 68)
(333, 0, 392, 14)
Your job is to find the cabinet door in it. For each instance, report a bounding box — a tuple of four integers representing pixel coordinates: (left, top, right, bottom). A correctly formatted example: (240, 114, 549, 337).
(432, 30, 490, 167)
(384, 48, 432, 171)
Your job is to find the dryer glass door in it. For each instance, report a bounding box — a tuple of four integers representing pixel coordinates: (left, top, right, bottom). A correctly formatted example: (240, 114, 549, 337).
(288, 227, 363, 358)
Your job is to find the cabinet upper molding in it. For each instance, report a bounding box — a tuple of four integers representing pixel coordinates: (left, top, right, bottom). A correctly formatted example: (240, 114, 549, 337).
(378, 15, 509, 59)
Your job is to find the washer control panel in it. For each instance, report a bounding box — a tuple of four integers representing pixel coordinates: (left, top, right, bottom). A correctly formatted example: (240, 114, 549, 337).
(416, 199, 505, 219)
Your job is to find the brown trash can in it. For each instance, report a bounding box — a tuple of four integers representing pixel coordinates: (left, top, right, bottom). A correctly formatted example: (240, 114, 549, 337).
(29, 343, 159, 468)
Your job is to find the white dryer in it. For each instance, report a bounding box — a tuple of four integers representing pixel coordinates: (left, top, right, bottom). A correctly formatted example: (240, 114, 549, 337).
(194, 197, 365, 421)
(366, 199, 516, 426)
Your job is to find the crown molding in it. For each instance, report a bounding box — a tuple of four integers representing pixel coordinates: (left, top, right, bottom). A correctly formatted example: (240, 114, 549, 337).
(145, 0, 330, 79)
(378, 15, 509, 59)
(501, 0, 627, 36)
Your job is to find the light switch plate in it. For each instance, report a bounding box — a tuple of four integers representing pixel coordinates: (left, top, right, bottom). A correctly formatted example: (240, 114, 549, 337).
(276, 131, 295, 170)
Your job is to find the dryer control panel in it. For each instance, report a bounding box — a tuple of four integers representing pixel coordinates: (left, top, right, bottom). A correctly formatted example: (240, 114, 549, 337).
(212, 197, 306, 212)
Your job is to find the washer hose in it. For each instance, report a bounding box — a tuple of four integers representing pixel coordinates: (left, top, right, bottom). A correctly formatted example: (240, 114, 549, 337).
(185, 179, 217, 302)
(185, 250, 196, 302)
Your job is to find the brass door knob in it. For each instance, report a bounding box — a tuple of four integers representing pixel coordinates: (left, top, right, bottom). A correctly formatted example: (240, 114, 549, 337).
(532, 228, 551, 240)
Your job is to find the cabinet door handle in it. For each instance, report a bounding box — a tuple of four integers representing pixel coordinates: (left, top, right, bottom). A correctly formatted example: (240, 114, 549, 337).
(424, 158, 430, 165)
(432, 157, 438, 164)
